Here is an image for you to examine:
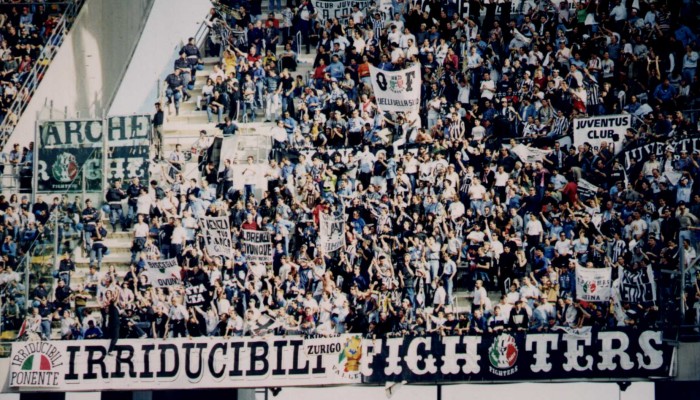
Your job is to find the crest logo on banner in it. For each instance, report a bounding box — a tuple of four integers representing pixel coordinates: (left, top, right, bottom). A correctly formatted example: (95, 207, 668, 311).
(52, 153, 79, 182)
(10, 342, 64, 387)
(369, 64, 421, 114)
(488, 334, 518, 375)
(576, 267, 612, 302)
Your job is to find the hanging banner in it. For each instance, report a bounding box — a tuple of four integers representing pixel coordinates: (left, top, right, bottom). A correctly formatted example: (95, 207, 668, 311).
(106, 116, 151, 187)
(200, 216, 233, 258)
(36, 120, 104, 192)
(620, 136, 700, 169)
(241, 229, 273, 263)
(616, 264, 657, 303)
(369, 64, 421, 115)
(185, 282, 210, 308)
(575, 267, 611, 302)
(143, 258, 181, 288)
(319, 213, 345, 253)
(362, 330, 674, 383)
(573, 114, 630, 155)
(312, 0, 370, 21)
(8, 331, 674, 391)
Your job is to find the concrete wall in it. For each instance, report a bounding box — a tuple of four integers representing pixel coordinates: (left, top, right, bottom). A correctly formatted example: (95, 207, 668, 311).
(7, 0, 155, 148)
(109, 0, 213, 116)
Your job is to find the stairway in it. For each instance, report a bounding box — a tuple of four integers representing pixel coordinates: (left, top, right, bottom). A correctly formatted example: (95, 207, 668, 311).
(37, 21, 321, 339)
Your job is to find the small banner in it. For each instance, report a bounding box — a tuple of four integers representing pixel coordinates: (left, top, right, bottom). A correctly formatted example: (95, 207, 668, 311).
(185, 283, 210, 308)
(616, 264, 657, 303)
(573, 114, 630, 154)
(369, 64, 421, 115)
(312, 0, 370, 21)
(510, 144, 551, 164)
(241, 229, 273, 263)
(575, 267, 612, 302)
(200, 216, 233, 258)
(143, 258, 181, 288)
(319, 213, 345, 253)
(577, 178, 601, 201)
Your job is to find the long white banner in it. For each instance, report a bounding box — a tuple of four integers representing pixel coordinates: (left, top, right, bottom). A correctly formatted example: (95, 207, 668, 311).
(573, 114, 630, 155)
(9, 336, 363, 390)
(242, 229, 273, 263)
(575, 267, 611, 302)
(200, 216, 232, 257)
(369, 64, 421, 115)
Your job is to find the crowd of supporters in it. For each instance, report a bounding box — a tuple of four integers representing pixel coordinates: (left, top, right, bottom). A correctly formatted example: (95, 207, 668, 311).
(4, 0, 700, 343)
(0, 1, 79, 128)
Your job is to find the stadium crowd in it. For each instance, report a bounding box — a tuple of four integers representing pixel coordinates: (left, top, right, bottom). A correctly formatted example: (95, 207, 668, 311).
(4, 0, 700, 343)
(0, 1, 80, 128)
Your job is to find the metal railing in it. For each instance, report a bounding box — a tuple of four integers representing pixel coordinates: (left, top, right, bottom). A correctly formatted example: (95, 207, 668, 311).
(0, 0, 84, 149)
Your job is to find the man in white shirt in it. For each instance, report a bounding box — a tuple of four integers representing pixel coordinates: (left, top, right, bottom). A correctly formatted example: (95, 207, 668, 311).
(170, 218, 187, 261)
(554, 232, 572, 256)
(479, 72, 495, 101)
(472, 279, 488, 312)
(167, 297, 188, 337)
(399, 27, 415, 51)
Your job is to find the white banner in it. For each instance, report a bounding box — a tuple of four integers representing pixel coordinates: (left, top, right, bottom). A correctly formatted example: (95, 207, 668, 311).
(577, 177, 601, 201)
(312, 0, 370, 21)
(573, 114, 630, 155)
(9, 336, 363, 390)
(143, 258, 181, 288)
(319, 213, 345, 253)
(369, 64, 421, 114)
(200, 216, 232, 257)
(575, 267, 612, 302)
(242, 229, 273, 263)
(510, 144, 552, 164)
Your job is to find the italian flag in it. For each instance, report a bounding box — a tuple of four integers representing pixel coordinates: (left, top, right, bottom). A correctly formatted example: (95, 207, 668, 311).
(21, 354, 52, 371)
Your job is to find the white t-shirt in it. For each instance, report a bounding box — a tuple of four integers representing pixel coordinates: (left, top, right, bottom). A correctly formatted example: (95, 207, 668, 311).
(480, 79, 495, 100)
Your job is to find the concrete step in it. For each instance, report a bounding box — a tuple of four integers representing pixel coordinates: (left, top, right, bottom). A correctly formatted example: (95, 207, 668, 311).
(75, 251, 133, 266)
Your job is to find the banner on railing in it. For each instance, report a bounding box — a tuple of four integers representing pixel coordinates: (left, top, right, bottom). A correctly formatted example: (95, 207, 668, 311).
(369, 64, 421, 115)
(575, 267, 611, 302)
(8, 331, 674, 390)
(143, 258, 181, 288)
(573, 114, 630, 155)
(106, 116, 151, 187)
(319, 213, 345, 253)
(37, 120, 104, 192)
(200, 216, 233, 258)
(241, 229, 273, 263)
